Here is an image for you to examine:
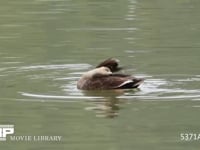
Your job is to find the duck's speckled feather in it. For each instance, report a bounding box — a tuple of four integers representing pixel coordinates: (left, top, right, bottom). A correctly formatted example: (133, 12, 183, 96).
(77, 74, 143, 90)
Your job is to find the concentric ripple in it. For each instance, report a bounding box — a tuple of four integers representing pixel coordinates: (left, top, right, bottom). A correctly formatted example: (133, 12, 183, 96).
(19, 68, 200, 102)
(1, 54, 199, 102)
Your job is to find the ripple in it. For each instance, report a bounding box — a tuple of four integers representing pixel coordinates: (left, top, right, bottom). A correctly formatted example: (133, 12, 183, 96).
(59, 74, 200, 101)
(177, 77, 200, 82)
(20, 92, 103, 100)
(1, 62, 23, 65)
(58, 27, 137, 32)
(54, 77, 79, 81)
(119, 75, 200, 101)
(13, 65, 200, 102)
(18, 64, 91, 71)
(22, 11, 63, 15)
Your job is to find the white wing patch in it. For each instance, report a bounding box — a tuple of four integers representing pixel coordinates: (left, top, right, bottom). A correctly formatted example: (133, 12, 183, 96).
(117, 80, 133, 88)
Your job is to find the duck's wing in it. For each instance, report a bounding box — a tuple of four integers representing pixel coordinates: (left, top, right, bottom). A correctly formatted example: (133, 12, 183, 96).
(96, 58, 122, 72)
(91, 74, 144, 89)
(115, 77, 144, 89)
(109, 74, 144, 89)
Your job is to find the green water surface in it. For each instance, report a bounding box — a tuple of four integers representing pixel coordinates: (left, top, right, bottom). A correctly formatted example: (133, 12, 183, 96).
(0, 0, 200, 149)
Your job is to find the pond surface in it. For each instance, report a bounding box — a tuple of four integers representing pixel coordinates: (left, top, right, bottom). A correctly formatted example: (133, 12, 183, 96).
(0, 0, 200, 149)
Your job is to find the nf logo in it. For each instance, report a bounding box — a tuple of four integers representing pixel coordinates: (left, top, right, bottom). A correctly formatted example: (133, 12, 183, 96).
(0, 125, 14, 141)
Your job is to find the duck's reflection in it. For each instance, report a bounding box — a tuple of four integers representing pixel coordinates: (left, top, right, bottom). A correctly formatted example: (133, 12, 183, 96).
(83, 90, 127, 118)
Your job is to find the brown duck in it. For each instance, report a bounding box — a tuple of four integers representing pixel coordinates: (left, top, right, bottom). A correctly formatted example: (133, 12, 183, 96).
(77, 58, 144, 90)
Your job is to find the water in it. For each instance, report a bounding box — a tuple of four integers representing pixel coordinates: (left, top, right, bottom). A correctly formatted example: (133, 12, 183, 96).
(1, 0, 200, 149)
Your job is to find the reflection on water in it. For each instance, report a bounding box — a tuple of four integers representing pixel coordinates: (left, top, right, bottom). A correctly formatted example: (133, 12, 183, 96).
(85, 97, 120, 118)
(82, 90, 124, 118)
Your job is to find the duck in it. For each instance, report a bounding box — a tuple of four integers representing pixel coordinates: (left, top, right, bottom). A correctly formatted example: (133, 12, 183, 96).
(77, 58, 144, 90)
